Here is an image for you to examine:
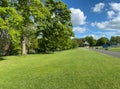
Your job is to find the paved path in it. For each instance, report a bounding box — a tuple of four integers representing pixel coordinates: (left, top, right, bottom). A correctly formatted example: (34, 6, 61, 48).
(90, 48, 120, 59)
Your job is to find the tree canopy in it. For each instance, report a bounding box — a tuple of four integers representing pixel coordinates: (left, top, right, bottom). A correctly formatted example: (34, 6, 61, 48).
(0, 0, 74, 56)
(110, 36, 120, 45)
(96, 37, 109, 46)
(38, 0, 74, 53)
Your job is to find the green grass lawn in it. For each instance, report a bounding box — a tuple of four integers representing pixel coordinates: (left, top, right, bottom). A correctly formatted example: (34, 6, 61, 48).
(94, 46, 120, 52)
(0, 48, 120, 89)
(109, 47, 120, 52)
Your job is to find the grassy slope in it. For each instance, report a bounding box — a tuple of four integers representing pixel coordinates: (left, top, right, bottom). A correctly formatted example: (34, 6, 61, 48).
(0, 48, 120, 89)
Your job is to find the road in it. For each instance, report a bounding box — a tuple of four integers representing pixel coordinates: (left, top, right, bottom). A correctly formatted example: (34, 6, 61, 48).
(90, 48, 120, 59)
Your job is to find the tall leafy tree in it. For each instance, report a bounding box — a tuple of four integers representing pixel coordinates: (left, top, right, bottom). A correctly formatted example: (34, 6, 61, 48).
(10, 0, 50, 55)
(38, 0, 74, 52)
(85, 36, 96, 46)
(0, 0, 23, 55)
(0, 0, 50, 55)
(110, 36, 120, 45)
(110, 36, 117, 45)
(96, 37, 109, 46)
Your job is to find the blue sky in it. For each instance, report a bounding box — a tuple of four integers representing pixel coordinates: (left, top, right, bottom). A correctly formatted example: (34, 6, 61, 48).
(62, 0, 120, 39)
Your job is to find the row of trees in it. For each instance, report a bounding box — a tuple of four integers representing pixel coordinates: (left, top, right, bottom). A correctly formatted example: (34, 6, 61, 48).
(0, 0, 74, 56)
(74, 36, 120, 47)
(110, 36, 120, 45)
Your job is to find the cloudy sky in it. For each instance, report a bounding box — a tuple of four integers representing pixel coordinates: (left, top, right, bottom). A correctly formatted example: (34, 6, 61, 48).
(62, 0, 120, 39)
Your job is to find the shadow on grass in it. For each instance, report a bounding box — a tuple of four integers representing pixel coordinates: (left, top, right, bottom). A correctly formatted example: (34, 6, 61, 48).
(0, 57, 6, 61)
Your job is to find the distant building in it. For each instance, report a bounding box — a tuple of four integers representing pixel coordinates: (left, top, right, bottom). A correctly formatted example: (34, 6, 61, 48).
(83, 41, 89, 48)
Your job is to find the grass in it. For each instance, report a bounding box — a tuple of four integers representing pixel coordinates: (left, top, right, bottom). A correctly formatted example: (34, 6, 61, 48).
(94, 46, 120, 52)
(0, 48, 120, 89)
(109, 47, 120, 52)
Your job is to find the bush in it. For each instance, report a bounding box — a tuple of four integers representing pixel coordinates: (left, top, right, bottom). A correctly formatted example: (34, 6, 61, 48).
(71, 39, 78, 49)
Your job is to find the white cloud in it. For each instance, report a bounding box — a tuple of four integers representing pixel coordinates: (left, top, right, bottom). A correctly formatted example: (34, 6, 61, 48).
(92, 3, 105, 12)
(86, 32, 117, 40)
(70, 8, 86, 26)
(70, 8, 87, 34)
(116, 31, 120, 35)
(73, 27, 87, 33)
(91, 2, 120, 31)
(91, 19, 120, 30)
(107, 11, 115, 19)
(109, 3, 120, 11)
(91, 21, 108, 30)
(83, 34, 101, 39)
(89, 34, 99, 39)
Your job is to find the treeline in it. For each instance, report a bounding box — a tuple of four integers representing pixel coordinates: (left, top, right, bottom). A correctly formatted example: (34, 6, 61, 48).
(0, 0, 74, 56)
(73, 36, 120, 47)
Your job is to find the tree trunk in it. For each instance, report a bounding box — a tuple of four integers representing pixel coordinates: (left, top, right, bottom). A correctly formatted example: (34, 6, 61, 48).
(21, 37, 27, 55)
(0, 30, 10, 56)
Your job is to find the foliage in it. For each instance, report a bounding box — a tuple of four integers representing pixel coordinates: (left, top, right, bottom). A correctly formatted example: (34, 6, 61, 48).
(71, 39, 78, 48)
(15, 0, 50, 55)
(38, 0, 74, 53)
(0, 0, 74, 55)
(74, 38, 85, 47)
(96, 37, 110, 46)
(110, 36, 120, 45)
(0, 4, 23, 55)
(85, 36, 96, 46)
(74, 37, 97, 47)
(0, 0, 50, 55)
